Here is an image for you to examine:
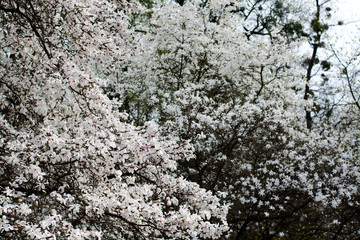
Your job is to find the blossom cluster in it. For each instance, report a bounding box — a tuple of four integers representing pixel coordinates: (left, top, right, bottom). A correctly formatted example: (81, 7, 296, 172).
(0, 0, 229, 239)
(110, 0, 360, 239)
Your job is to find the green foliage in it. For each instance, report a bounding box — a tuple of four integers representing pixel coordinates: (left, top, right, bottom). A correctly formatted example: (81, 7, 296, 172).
(282, 21, 308, 38)
(311, 17, 327, 33)
(273, 0, 285, 18)
(129, 0, 156, 32)
(138, 0, 155, 8)
(325, 7, 332, 12)
(321, 60, 331, 71)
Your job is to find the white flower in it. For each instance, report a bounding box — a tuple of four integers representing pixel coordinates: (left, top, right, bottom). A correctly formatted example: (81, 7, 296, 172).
(0, 216, 13, 232)
(69, 204, 80, 214)
(19, 203, 32, 216)
(28, 164, 45, 180)
(15, 174, 28, 184)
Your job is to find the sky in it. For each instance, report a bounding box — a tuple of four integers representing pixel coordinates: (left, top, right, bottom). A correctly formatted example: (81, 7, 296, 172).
(332, 0, 360, 37)
(326, 0, 360, 56)
(335, 0, 360, 23)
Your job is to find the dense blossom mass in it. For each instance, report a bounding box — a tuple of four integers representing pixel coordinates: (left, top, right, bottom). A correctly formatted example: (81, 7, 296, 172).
(1, 0, 360, 239)
(0, 0, 228, 239)
(110, 0, 360, 239)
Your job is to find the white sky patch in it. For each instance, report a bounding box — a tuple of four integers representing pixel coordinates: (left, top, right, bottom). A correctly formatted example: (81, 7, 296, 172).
(335, 0, 360, 23)
(329, 0, 360, 44)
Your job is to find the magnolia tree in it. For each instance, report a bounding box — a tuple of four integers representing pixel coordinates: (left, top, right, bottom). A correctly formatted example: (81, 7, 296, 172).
(0, 0, 229, 239)
(325, 35, 360, 166)
(109, 0, 360, 238)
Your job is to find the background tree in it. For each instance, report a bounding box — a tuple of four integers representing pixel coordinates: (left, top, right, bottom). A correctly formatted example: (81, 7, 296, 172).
(235, 0, 339, 130)
(109, 0, 360, 239)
